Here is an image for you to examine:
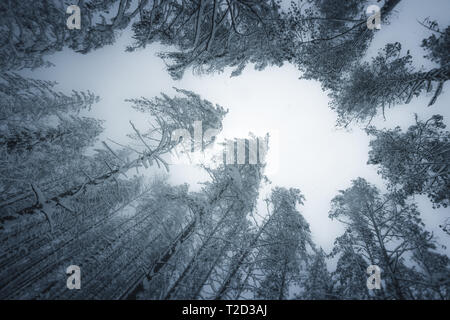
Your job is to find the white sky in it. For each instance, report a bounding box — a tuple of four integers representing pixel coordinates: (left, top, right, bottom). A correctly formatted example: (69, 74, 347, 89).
(21, 0, 450, 257)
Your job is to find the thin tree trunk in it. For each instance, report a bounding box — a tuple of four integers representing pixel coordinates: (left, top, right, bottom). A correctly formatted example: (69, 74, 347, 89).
(214, 215, 273, 300)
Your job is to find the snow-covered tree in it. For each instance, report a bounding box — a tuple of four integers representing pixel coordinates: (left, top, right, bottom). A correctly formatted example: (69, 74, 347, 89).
(330, 40, 449, 126)
(126, 136, 267, 299)
(298, 248, 335, 300)
(331, 231, 385, 299)
(255, 187, 314, 299)
(0, 174, 147, 299)
(0, 0, 152, 72)
(3, 88, 226, 226)
(367, 115, 450, 209)
(0, 77, 228, 300)
(285, 0, 402, 91)
(329, 178, 449, 299)
(128, 0, 287, 79)
(0, 73, 102, 227)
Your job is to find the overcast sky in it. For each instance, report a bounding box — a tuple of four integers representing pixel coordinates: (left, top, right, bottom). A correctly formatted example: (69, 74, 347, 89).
(20, 0, 450, 257)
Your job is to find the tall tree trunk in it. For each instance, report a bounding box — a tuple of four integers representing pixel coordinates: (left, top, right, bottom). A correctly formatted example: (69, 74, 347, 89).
(368, 210, 405, 300)
(381, 0, 402, 18)
(214, 215, 273, 300)
(121, 182, 231, 299)
(163, 209, 231, 299)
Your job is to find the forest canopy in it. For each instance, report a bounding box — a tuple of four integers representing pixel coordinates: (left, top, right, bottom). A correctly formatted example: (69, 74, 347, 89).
(0, 0, 448, 300)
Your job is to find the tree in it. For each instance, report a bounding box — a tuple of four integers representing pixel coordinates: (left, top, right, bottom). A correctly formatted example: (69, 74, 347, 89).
(161, 157, 267, 300)
(0, 174, 148, 299)
(162, 207, 246, 299)
(0, 73, 98, 123)
(298, 248, 335, 300)
(0, 0, 152, 72)
(367, 115, 450, 209)
(0, 82, 228, 299)
(127, 87, 227, 140)
(285, 0, 402, 91)
(401, 228, 450, 299)
(66, 179, 193, 300)
(331, 231, 385, 299)
(330, 39, 449, 126)
(128, 0, 287, 79)
(255, 187, 314, 300)
(121, 136, 267, 299)
(189, 184, 316, 300)
(188, 137, 270, 300)
(0, 0, 292, 77)
(0, 73, 102, 226)
(1, 88, 226, 227)
(421, 22, 450, 73)
(329, 178, 449, 299)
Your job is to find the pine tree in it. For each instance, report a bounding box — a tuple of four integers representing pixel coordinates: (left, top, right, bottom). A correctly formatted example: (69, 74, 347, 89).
(0, 0, 151, 72)
(330, 39, 449, 126)
(255, 187, 314, 299)
(0, 175, 146, 299)
(128, 0, 287, 79)
(329, 178, 449, 299)
(125, 136, 267, 299)
(367, 115, 450, 209)
(0, 73, 102, 227)
(2, 88, 226, 226)
(298, 248, 335, 300)
(285, 0, 402, 91)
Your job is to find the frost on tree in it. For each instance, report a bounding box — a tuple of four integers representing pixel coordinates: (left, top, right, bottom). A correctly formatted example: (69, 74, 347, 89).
(367, 115, 450, 209)
(255, 187, 315, 300)
(284, 0, 402, 91)
(0, 0, 152, 72)
(330, 39, 449, 126)
(0, 78, 228, 299)
(128, 0, 287, 79)
(329, 178, 449, 300)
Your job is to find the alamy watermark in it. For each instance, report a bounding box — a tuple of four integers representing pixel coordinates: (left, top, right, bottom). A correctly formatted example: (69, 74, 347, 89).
(66, 265, 81, 289)
(366, 5, 381, 30)
(366, 265, 381, 290)
(64, 263, 381, 291)
(66, 5, 81, 30)
(170, 121, 279, 174)
(65, 5, 381, 32)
